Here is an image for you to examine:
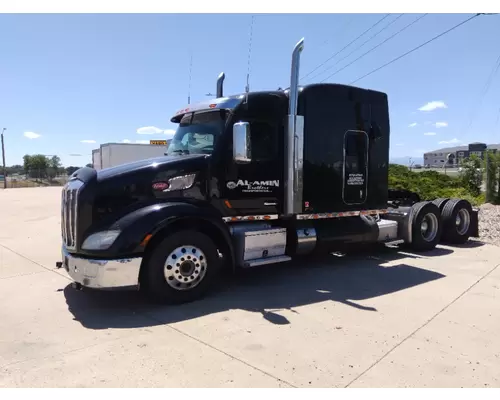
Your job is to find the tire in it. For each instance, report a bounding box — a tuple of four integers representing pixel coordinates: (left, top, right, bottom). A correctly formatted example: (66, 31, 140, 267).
(441, 198, 473, 244)
(432, 198, 450, 212)
(409, 201, 442, 252)
(142, 230, 222, 304)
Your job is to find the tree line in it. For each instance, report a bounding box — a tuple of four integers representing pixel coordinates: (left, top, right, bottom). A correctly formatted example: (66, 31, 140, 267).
(5, 154, 92, 181)
(389, 151, 500, 206)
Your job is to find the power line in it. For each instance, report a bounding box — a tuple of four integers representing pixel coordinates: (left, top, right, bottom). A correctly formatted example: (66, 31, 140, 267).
(306, 14, 405, 83)
(320, 13, 428, 83)
(464, 51, 500, 134)
(320, 15, 354, 48)
(349, 13, 482, 85)
(478, 54, 500, 100)
(300, 14, 391, 82)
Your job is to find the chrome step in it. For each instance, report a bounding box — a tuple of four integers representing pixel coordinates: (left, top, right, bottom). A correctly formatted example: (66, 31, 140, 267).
(243, 255, 292, 268)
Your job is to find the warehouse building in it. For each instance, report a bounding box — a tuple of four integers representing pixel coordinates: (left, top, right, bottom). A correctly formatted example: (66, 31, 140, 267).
(423, 142, 500, 167)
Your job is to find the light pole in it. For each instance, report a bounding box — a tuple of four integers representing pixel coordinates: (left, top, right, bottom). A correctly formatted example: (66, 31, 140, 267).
(1, 128, 6, 189)
(408, 157, 415, 171)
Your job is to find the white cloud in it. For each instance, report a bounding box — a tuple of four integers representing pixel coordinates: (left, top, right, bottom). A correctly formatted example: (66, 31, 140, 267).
(408, 122, 417, 128)
(81, 139, 96, 144)
(424, 132, 437, 136)
(137, 126, 176, 137)
(164, 129, 176, 138)
(433, 122, 448, 128)
(418, 101, 448, 112)
(24, 131, 41, 139)
(135, 140, 150, 144)
(122, 139, 131, 143)
(136, 126, 164, 135)
(438, 138, 461, 144)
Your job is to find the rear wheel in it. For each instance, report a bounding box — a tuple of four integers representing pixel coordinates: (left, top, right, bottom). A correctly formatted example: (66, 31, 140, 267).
(432, 197, 450, 212)
(142, 230, 222, 304)
(441, 198, 472, 244)
(409, 201, 442, 252)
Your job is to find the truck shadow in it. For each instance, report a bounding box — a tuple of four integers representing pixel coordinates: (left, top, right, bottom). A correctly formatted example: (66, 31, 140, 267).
(63, 245, 451, 330)
(451, 240, 485, 249)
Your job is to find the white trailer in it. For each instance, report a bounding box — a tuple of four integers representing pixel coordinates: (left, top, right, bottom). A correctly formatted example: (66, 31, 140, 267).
(92, 149, 101, 170)
(92, 142, 170, 170)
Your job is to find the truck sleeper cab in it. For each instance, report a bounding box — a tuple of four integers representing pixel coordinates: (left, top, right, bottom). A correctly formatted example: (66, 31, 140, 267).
(58, 38, 479, 304)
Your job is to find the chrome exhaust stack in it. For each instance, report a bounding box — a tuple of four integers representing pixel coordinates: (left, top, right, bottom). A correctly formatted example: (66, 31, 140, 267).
(285, 38, 305, 216)
(216, 72, 225, 98)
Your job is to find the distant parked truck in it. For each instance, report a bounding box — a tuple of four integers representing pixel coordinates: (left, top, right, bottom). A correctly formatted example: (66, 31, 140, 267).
(92, 142, 170, 170)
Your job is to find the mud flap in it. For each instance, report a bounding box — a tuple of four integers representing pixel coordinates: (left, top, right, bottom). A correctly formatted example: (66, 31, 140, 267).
(470, 208, 479, 238)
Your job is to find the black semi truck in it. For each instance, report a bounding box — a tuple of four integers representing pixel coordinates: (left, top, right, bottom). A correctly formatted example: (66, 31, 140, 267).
(58, 38, 479, 304)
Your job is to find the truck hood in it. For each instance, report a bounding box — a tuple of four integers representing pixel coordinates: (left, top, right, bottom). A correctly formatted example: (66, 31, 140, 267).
(69, 154, 208, 185)
(96, 154, 207, 182)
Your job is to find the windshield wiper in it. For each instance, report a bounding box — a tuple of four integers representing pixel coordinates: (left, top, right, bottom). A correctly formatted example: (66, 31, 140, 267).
(170, 149, 190, 155)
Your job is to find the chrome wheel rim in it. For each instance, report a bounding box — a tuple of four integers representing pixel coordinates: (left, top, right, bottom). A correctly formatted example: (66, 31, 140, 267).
(420, 213, 439, 242)
(456, 208, 470, 236)
(164, 245, 207, 291)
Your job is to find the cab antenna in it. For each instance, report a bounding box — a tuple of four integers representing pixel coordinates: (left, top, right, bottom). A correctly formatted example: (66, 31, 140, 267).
(245, 15, 255, 104)
(187, 53, 193, 104)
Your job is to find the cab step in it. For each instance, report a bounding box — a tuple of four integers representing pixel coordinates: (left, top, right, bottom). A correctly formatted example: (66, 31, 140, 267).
(243, 255, 292, 268)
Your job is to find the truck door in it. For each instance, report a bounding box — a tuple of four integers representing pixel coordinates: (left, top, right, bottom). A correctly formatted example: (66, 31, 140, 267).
(343, 130, 369, 205)
(224, 117, 283, 216)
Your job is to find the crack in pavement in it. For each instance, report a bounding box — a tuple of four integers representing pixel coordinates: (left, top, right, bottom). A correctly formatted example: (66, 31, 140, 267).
(0, 243, 294, 387)
(142, 311, 297, 388)
(4, 241, 496, 388)
(345, 261, 500, 388)
(0, 270, 48, 281)
(0, 309, 294, 388)
(0, 243, 70, 282)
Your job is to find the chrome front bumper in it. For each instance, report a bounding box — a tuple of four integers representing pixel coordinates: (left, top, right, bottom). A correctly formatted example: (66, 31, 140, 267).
(61, 246, 142, 290)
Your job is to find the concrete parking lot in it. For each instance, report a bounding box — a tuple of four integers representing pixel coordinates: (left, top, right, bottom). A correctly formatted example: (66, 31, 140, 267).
(1, 187, 500, 388)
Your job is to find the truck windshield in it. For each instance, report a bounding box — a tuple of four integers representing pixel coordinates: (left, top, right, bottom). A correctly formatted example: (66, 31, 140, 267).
(166, 110, 226, 156)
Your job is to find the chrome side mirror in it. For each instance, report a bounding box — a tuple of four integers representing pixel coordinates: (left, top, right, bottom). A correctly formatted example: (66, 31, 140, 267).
(233, 122, 252, 163)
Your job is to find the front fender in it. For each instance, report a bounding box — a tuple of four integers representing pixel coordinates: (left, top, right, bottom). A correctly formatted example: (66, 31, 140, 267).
(80, 202, 233, 260)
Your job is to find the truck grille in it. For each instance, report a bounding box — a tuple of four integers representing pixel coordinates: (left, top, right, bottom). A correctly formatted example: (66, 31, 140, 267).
(61, 179, 83, 250)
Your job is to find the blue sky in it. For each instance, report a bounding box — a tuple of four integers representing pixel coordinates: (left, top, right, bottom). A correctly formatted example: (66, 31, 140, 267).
(1, 13, 499, 166)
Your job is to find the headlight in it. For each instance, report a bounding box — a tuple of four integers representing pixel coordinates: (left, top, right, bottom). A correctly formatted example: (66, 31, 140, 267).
(82, 230, 120, 250)
(163, 173, 196, 192)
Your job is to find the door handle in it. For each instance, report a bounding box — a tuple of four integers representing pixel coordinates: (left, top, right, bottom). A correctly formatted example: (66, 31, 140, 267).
(264, 202, 277, 206)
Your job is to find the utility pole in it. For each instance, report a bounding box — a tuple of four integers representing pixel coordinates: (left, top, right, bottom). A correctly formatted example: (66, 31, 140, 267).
(1, 128, 6, 189)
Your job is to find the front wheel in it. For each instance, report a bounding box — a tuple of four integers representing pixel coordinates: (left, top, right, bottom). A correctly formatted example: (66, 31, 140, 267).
(142, 230, 222, 304)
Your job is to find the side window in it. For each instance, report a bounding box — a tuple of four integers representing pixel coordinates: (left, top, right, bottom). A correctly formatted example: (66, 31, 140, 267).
(249, 120, 278, 162)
